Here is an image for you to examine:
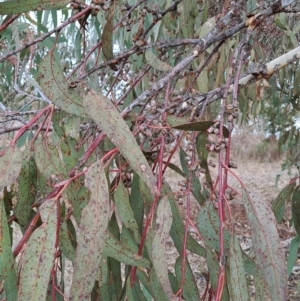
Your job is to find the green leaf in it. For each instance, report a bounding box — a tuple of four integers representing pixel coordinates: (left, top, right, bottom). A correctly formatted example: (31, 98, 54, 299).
(18, 199, 58, 301)
(166, 115, 190, 127)
(179, 148, 206, 205)
(242, 188, 287, 301)
(152, 196, 174, 299)
(39, 53, 88, 117)
(0, 145, 23, 191)
(173, 121, 230, 138)
(197, 16, 216, 38)
(145, 49, 172, 72)
(205, 247, 221, 294)
(175, 256, 200, 301)
(102, 10, 118, 71)
(83, 91, 157, 195)
(59, 220, 76, 262)
(0, 0, 70, 15)
(70, 160, 110, 300)
(247, 0, 257, 12)
(196, 201, 230, 253)
(130, 281, 149, 301)
(130, 173, 144, 234)
(107, 214, 122, 300)
(120, 226, 139, 254)
(114, 183, 141, 243)
(292, 185, 300, 236)
(34, 138, 67, 180)
(0, 198, 18, 301)
(15, 153, 37, 230)
(149, 269, 170, 301)
(165, 162, 186, 177)
(103, 231, 151, 268)
(164, 183, 206, 257)
(287, 234, 300, 277)
(275, 14, 288, 31)
(196, 132, 213, 186)
(228, 234, 249, 301)
(293, 71, 300, 98)
(205, 247, 230, 301)
(70, 183, 89, 224)
(272, 182, 295, 222)
(136, 269, 154, 298)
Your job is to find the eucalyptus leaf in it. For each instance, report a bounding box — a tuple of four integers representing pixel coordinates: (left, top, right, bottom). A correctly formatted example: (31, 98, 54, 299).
(83, 90, 157, 195)
(242, 188, 287, 301)
(0, 0, 70, 15)
(18, 199, 58, 301)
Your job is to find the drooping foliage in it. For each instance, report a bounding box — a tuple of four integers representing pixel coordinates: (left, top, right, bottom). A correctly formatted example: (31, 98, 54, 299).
(0, 0, 299, 300)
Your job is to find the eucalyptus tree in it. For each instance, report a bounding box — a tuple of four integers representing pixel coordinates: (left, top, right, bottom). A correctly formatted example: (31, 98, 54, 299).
(0, 0, 299, 300)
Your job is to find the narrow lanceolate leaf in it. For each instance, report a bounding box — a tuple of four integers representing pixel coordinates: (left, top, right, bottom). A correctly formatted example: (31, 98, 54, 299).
(0, 199, 18, 301)
(145, 50, 172, 72)
(103, 231, 151, 268)
(0, 145, 23, 191)
(242, 188, 287, 301)
(272, 182, 295, 222)
(173, 121, 230, 138)
(83, 91, 157, 195)
(163, 183, 206, 257)
(196, 201, 230, 253)
(70, 160, 110, 301)
(34, 138, 67, 180)
(15, 153, 37, 230)
(179, 148, 205, 205)
(114, 183, 141, 243)
(152, 197, 174, 300)
(39, 53, 88, 117)
(175, 256, 200, 301)
(196, 132, 212, 185)
(149, 269, 170, 301)
(59, 221, 76, 262)
(291, 185, 300, 236)
(229, 234, 249, 301)
(18, 199, 58, 301)
(0, 0, 70, 15)
(287, 234, 300, 277)
(102, 9, 118, 71)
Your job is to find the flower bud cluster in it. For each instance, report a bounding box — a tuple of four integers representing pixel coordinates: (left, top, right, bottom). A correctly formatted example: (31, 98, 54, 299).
(206, 121, 229, 153)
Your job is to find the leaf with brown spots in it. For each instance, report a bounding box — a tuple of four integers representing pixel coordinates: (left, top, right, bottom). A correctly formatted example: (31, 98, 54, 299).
(0, 0, 70, 15)
(291, 184, 300, 236)
(173, 121, 230, 138)
(83, 91, 157, 195)
(18, 199, 58, 301)
(0, 145, 23, 191)
(34, 138, 67, 181)
(145, 49, 172, 72)
(152, 196, 174, 300)
(0, 196, 18, 301)
(15, 151, 37, 230)
(228, 234, 249, 301)
(102, 231, 151, 268)
(272, 181, 295, 222)
(39, 53, 88, 117)
(70, 160, 110, 300)
(242, 188, 287, 301)
(114, 183, 141, 243)
(102, 8, 118, 71)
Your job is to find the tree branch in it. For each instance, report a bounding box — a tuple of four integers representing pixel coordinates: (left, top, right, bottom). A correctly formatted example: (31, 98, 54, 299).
(197, 45, 300, 108)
